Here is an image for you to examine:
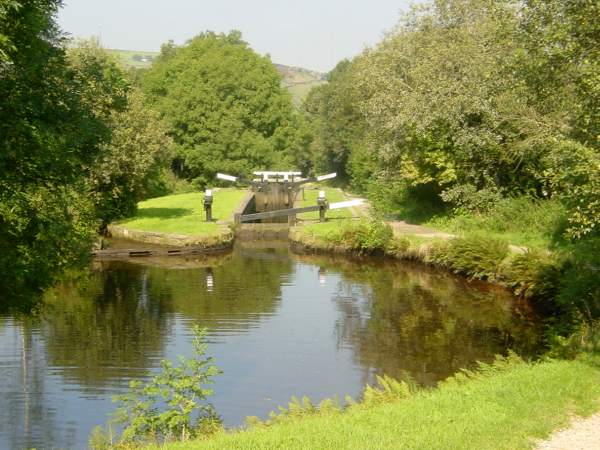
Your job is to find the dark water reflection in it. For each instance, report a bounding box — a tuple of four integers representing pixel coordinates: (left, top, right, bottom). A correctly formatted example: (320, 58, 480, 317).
(0, 245, 541, 449)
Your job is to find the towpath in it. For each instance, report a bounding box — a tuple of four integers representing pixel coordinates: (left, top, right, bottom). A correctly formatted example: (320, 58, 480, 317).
(536, 413, 600, 449)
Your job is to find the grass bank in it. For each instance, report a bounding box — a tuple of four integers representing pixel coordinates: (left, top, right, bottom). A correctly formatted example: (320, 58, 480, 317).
(117, 190, 246, 235)
(297, 187, 354, 221)
(111, 190, 247, 247)
(389, 196, 566, 251)
(143, 355, 600, 450)
(290, 218, 599, 335)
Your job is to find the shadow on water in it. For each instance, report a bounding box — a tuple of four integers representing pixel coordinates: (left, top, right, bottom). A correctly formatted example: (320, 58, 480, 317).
(0, 245, 542, 450)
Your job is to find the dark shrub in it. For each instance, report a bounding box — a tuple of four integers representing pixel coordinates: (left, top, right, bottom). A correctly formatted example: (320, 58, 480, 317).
(445, 236, 509, 280)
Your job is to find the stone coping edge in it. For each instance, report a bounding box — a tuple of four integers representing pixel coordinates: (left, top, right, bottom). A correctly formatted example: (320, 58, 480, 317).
(108, 224, 234, 249)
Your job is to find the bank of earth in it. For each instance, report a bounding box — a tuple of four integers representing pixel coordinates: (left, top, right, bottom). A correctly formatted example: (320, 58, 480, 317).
(109, 190, 248, 248)
(106, 190, 599, 450)
(107, 187, 356, 249)
(142, 355, 600, 450)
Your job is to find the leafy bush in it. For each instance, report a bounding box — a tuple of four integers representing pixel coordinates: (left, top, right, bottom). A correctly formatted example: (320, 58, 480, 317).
(445, 236, 509, 280)
(246, 374, 416, 428)
(500, 251, 562, 299)
(543, 140, 600, 240)
(361, 375, 415, 407)
(441, 184, 504, 215)
(548, 321, 600, 359)
(430, 196, 566, 249)
(369, 181, 445, 223)
(246, 396, 342, 428)
(440, 352, 525, 387)
(109, 326, 221, 445)
(340, 220, 393, 254)
(556, 238, 600, 325)
(481, 197, 566, 240)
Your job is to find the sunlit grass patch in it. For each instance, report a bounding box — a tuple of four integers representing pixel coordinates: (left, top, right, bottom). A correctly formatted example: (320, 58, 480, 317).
(425, 197, 566, 250)
(117, 190, 247, 236)
(297, 187, 355, 221)
(146, 356, 600, 450)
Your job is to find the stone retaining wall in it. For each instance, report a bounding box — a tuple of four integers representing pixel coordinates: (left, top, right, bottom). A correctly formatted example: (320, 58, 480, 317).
(108, 224, 234, 248)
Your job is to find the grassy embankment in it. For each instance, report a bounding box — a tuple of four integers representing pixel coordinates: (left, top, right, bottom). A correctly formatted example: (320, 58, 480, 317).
(289, 195, 597, 337)
(144, 355, 600, 450)
(417, 197, 565, 251)
(295, 196, 565, 252)
(112, 190, 247, 245)
(291, 195, 568, 280)
(112, 187, 349, 243)
(296, 187, 355, 221)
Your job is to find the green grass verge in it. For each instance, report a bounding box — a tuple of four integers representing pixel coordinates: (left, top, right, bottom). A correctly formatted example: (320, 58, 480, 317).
(423, 197, 567, 251)
(147, 356, 600, 450)
(117, 190, 247, 236)
(297, 187, 355, 221)
(290, 218, 392, 255)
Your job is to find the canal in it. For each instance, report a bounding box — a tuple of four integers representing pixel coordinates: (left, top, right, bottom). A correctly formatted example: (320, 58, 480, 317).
(0, 243, 541, 449)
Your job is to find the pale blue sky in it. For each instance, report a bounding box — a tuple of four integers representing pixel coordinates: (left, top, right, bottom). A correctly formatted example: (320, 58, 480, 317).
(57, 0, 412, 72)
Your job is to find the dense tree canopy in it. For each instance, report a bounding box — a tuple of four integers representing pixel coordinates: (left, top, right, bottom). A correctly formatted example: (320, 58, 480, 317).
(521, 0, 600, 149)
(306, 0, 599, 238)
(0, 0, 103, 309)
(303, 60, 367, 182)
(356, 0, 557, 201)
(0, 3, 171, 310)
(141, 31, 308, 186)
(67, 41, 173, 227)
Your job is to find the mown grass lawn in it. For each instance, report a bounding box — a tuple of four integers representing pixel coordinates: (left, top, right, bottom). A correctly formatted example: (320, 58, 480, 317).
(117, 190, 247, 236)
(147, 357, 600, 450)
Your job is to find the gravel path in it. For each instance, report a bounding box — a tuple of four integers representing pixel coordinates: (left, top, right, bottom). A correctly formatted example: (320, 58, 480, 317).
(536, 413, 600, 450)
(388, 220, 529, 253)
(388, 220, 456, 239)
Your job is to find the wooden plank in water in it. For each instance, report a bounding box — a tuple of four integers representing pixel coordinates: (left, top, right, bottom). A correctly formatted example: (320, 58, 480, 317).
(93, 244, 231, 259)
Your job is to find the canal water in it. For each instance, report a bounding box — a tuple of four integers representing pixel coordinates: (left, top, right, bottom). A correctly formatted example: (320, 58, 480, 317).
(0, 244, 541, 450)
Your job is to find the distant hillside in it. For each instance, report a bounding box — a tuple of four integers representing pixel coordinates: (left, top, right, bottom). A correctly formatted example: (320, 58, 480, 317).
(106, 49, 326, 105)
(106, 49, 159, 69)
(273, 63, 326, 105)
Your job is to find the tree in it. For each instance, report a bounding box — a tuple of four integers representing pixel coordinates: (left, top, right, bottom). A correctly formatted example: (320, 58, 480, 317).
(66, 41, 173, 228)
(0, 1, 106, 310)
(343, 0, 572, 214)
(0, 11, 172, 309)
(303, 59, 368, 183)
(521, 0, 600, 150)
(360, 2, 539, 187)
(142, 31, 307, 186)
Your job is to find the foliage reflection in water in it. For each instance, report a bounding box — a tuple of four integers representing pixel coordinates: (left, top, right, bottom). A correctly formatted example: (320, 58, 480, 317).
(0, 245, 541, 450)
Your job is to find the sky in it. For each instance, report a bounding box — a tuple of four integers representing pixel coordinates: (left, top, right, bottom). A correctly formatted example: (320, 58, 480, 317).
(57, 0, 412, 73)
